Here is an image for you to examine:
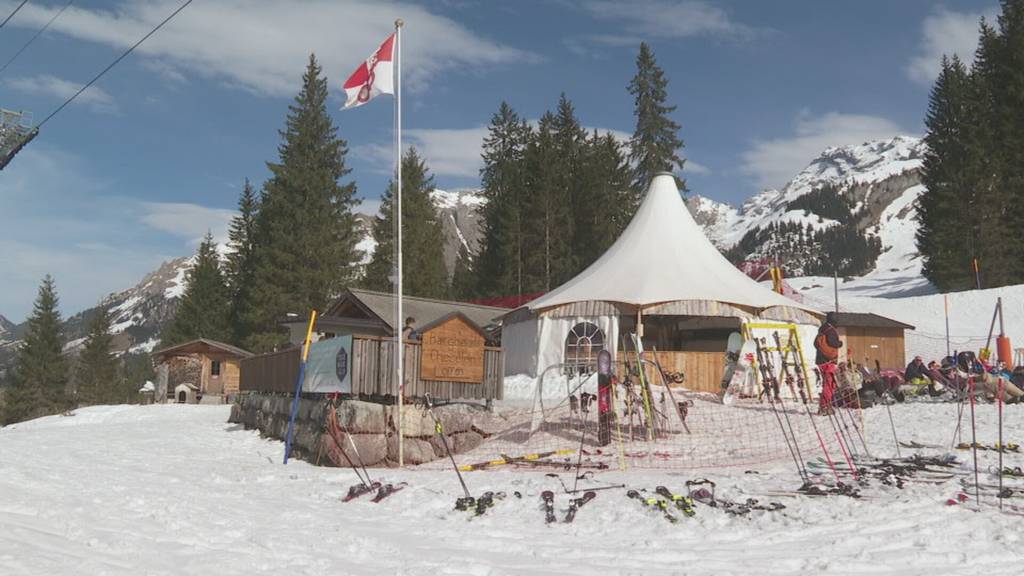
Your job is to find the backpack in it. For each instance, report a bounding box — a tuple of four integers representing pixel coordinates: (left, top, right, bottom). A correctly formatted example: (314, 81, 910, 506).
(815, 330, 840, 360)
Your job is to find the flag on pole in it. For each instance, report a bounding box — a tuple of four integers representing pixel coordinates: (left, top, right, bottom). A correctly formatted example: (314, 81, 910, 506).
(342, 33, 396, 109)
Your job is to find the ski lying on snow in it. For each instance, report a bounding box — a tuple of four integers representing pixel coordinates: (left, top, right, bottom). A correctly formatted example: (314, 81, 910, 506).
(342, 481, 383, 502)
(371, 482, 407, 503)
(655, 486, 696, 517)
(563, 491, 596, 523)
(626, 490, 679, 523)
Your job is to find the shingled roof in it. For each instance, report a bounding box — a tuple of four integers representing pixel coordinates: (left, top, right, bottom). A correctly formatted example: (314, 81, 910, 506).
(834, 312, 914, 330)
(322, 288, 509, 335)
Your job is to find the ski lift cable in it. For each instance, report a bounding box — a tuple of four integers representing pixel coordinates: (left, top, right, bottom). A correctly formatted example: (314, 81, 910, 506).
(36, 0, 193, 129)
(0, 0, 74, 76)
(0, 0, 29, 30)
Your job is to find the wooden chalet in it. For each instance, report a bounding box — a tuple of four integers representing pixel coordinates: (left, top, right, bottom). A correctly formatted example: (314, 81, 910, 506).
(833, 312, 915, 369)
(152, 339, 253, 403)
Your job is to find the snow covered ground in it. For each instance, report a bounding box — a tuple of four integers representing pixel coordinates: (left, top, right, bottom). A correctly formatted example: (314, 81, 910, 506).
(3, 403, 1024, 575)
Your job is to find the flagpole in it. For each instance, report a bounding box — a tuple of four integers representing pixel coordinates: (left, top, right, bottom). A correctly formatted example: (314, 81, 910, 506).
(394, 18, 404, 468)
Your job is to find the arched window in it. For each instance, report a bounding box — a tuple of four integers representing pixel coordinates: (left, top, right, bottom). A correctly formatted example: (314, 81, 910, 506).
(564, 322, 605, 371)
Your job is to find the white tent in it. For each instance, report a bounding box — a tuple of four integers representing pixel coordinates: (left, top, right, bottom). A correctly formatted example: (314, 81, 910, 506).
(503, 173, 822, 383)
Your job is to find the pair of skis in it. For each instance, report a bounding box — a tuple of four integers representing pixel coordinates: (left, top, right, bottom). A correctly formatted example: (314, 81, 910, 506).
(686, 479, 785, 515)
(541, 490, 597, 524)
(343, 482, 407, 503)
(457, 491, 509, 516)
(324, 399, 404, 504)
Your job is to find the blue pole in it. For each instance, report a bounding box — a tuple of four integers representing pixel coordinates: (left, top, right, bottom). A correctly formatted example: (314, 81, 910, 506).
(283, 361, 308, 464)
(284, 310, 317, 464)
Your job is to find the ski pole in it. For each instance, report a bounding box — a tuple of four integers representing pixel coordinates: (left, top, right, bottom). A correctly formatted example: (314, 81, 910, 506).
(756, 339, 809, 483)
(572, 393, 592, 494)
(333, 395, 374, 486)
(425, 393, 472, 500)
(883, 391, 901, 458)
(999, 377, 1004, 512)
(968, 377, 980, 509)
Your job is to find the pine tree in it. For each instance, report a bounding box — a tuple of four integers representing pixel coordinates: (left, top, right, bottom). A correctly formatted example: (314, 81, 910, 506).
(992, 1, 1024, 283)
(117, 353, 155, 405)
(522, 112, 575, 291)
(3, 275, 67, 424)
(225, 179, 260, 345)
(162, 233, 231, 347)
(575, 130, 633, 270)
(450, 242, 477, 300)
(628, 42, 687, 196)
(476, 102, 531, 297)
(364, 147, 449, 298)
(247, 54, 361, 351)
(75, 305, 118, 405)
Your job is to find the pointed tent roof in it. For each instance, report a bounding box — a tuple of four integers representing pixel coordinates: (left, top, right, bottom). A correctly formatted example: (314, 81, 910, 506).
(527, 174, 820, 315)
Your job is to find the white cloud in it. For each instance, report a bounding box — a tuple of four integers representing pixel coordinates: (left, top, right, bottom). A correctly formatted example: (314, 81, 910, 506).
(685, 159, 711, 175)
(356, 197, 382, 217)
(906, 7, 996, 85)
(140, 202, 237, 246)
(7, 0, 536, 97)
(741, 111, 911, 190)
(5, 74, 116, 114)
(583, 0, 759, 44)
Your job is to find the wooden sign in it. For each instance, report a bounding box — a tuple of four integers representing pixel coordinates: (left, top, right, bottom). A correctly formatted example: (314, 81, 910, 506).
(420, 315, 485, 383)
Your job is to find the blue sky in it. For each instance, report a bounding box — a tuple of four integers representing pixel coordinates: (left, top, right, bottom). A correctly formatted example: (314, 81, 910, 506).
(0, 0, 996, 321)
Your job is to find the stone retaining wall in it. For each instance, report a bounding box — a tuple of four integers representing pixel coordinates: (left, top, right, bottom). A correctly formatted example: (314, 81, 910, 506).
(228, 393, 505, 467)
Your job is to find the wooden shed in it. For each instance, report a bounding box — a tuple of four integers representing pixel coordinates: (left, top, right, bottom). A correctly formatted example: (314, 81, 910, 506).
(833, 312, 915, 370)
(242, 300, 506, 402)
(152, 339, 253, 402)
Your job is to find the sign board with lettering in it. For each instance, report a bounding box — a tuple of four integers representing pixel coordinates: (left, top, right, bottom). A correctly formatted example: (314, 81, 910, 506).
(420, 314, 486, 383)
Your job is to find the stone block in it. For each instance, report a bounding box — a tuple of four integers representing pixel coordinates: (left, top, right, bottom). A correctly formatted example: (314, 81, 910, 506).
(337, 400, 386, 434)
(387, 435, 437, 465)
(451, 431, 483, 454)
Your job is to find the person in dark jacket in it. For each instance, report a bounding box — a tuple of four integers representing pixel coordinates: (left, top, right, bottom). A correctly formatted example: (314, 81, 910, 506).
(814, 312, 843, 414)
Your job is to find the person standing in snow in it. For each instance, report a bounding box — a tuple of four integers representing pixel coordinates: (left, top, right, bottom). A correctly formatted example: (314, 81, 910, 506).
(814, 312, 843, 415)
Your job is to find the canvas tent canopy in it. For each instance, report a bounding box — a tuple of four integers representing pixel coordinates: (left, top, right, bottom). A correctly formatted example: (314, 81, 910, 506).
(502, 173, 823, 388)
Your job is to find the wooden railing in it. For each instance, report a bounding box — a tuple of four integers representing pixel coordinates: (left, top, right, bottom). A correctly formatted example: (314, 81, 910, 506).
(240, 336, 504, 400)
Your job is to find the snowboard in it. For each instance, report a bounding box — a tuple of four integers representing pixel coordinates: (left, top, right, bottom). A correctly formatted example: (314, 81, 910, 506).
(722, 338, 757, 405)
(719, 332, 743, 391)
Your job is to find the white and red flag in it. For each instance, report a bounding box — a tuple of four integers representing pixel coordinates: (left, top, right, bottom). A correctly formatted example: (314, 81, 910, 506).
(342, 33, 396, 109)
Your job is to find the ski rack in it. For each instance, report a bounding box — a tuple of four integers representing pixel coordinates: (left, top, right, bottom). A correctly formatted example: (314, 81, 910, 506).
(742, 322, 814, 402)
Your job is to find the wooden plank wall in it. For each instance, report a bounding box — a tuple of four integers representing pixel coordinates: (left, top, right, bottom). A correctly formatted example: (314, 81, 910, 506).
(242, 337, 504, 400)
(616, 351, 725, 394)
(239, 347, 300, 394)
(841, 327, 906, 370)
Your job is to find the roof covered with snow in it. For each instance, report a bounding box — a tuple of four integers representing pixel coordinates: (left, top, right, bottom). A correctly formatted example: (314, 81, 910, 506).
(527, 174, 820, 316)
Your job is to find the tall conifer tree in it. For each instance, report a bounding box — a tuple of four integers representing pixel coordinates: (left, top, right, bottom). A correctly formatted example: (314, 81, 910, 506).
(523, 112, 575, 291)
(75, 305, 118, 405)
(248, 55, 360, 350)
(162, 233, 231, 347)
(628, 42, 687, 196)
(3, 275, 67, 424)
(364, 147, 448, 299)
(918, 56, 975, 290)
(476, 102, 531, 297)
(225, 179, 260, 345)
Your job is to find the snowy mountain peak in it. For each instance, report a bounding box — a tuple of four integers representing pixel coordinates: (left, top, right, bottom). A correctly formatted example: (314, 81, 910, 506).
(0, 314, 13, 335)
(783, 136, 925, 198)
(429, 188, 485, 211)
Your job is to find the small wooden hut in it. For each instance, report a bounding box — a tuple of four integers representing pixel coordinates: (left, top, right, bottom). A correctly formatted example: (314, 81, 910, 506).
(152, 339, 253, 403)
(833, 312, 914, 369)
